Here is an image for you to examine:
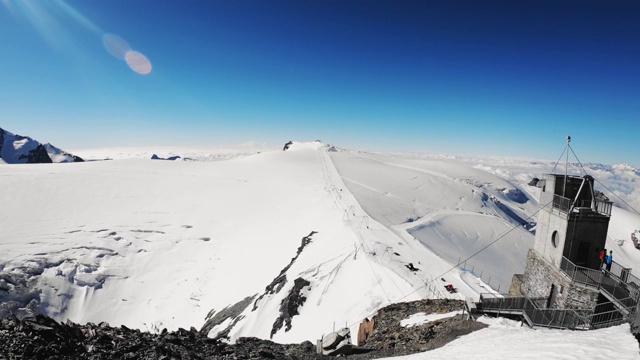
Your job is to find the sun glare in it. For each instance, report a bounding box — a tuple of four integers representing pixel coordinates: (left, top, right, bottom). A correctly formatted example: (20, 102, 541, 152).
(102, 33, 130, 60)
(4, 0, 152, 76)
(125, 50, 152, 75)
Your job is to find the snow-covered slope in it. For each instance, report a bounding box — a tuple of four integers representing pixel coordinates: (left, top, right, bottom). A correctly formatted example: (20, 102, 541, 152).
(382, 317, 639, 360)
(0, 127, 82, 163)
(329, 150, 537, 291)
(0, 141, 448, 344)
(1, 141, 639, 352)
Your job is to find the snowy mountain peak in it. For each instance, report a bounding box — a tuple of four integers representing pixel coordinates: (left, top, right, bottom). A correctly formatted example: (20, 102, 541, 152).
(0, 128, 83, 164)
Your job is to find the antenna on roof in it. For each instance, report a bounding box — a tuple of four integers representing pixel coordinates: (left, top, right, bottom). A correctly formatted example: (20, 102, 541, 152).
(563, 136, 571, 197)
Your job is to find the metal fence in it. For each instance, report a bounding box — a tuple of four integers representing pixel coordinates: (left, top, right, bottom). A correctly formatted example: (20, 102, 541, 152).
(553, 194, 572, 213)
(579, 199, 613, 216)
(479, 293, 633, 331)
(560, 257, 639, 312)
(609, 262, 640, 288)
(480, 294, 529, 314)
(560, 257, 604, 287)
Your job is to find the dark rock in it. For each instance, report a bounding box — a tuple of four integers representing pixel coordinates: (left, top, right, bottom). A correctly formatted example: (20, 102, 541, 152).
(283, 141, 293, 151)
(0, 128, 4, 155)
(18, 144, 53, 163)
(253, 231, 317, 311)
(200, 294, 255, 339)
(356, 299, 487, 358)
(271, 277, 310, 338)
(151, 154, 181, 161)
(0, 127, 83, 164)
(0, 299, 488, 360)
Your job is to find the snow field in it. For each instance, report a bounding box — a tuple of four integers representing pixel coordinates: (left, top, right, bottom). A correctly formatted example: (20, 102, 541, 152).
(2, 141, 640, 358)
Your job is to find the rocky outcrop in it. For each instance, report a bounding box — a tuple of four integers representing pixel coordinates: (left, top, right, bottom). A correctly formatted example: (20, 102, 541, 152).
(270, 277, 310, 338)
(253, 231, 317, 311)
(0, 315, 227, 359)
(0, 298, 488, 360)
(18, 144, 52, 163)
(0, 127, 83, 164)
(201, 295, 255, 339)
(151, 154, 181, 161)
(0, 315, 328, 360)
(357, 299, 487, 356)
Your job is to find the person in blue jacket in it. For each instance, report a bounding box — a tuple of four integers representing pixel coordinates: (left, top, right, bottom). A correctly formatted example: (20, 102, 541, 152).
(605, 250, 613, 272)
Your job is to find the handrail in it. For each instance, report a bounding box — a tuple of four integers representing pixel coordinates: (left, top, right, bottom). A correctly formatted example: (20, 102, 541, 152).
(560, 257, 603, 287)
(479, 293, 638, 331)
(552, 194, 572, 213)
(559, 256, 639, 316)
(579, 199, 613, 216)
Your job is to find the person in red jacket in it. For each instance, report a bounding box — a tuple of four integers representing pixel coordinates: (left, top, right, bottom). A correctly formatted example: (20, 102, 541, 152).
(599, 248, 607, 270)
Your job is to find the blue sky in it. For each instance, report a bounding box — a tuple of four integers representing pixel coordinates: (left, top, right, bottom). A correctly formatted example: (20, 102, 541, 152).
(1, 1, 639, 166)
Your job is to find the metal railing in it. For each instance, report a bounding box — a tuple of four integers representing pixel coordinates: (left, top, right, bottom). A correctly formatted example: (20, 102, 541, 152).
(553, 194, 572, 213)
(479, 294, 634, 331)
(590, 307, 629, 329)
(480, 294, 531, 313)
(560, 257, 638, 310)
(578, 199, 612, 216)
(560, 257, 604, 287)
(523, 303, 592, 330)
(609, 262, 640, 288)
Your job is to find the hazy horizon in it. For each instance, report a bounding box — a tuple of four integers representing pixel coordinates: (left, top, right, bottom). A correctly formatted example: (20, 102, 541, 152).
(2, 1, 639, 166)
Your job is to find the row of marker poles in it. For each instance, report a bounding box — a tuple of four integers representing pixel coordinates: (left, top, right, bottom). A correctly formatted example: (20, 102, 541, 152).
(457, 257, 501, 294)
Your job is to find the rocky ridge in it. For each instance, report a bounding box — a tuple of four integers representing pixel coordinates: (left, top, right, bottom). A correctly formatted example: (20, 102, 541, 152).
(0, 127, 83, 164)
(0, 299, 486, 359)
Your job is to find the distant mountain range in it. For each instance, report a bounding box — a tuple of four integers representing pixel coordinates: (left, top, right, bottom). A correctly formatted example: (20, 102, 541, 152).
(0, 127, 83, 164)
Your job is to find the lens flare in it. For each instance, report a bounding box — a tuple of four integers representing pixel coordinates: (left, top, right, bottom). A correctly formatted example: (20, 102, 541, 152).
(102, 33, 131, 60)
(125, 50, 152, 75)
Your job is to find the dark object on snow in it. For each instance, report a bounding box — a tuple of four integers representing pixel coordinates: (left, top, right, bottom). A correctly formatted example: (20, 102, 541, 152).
(151, 154, 181, 161)
(528, 178, 540, 186)
(283, 141, 293, 151)
(405, 263, 419, 272)
(444, 284, 457, 293)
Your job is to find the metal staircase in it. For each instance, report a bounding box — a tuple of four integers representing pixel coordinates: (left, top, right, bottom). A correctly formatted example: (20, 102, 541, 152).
(478, 257, 640, 333)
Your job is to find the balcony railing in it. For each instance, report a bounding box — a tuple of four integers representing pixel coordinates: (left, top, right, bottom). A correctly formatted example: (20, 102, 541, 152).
(551, 195, 612, 216)
(579, 199, 613, 216)
(552, 194, 572, 213)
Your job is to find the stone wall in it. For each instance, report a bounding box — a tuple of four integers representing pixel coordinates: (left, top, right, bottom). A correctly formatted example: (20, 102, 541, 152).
(510, 250, 599, 310)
